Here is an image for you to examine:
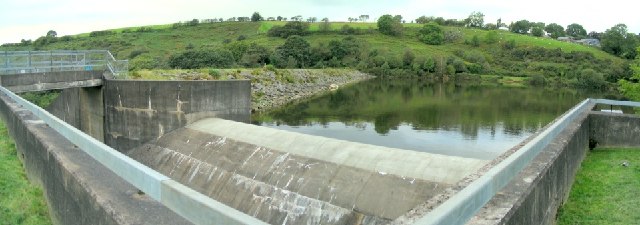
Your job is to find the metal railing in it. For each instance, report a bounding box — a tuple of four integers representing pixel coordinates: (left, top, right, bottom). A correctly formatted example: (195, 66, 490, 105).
(415, 98, 640, 225)
(0, 86, 265, 225)
(0, 50, 128, 78)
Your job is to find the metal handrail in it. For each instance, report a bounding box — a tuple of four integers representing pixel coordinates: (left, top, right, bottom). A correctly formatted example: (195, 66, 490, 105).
(413, 98, 640, 225)
(0, 50, 128, 78)
(0, 86, 266, 225)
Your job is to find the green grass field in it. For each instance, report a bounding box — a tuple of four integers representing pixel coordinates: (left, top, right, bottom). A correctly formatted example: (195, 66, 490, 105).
(0, 121, 52, 225)
(557, 148, 640, 224)
(8, 20, 618, 63)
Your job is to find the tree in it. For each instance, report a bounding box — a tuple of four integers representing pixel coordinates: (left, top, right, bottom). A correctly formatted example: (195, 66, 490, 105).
(466, 11, 484, 28)
(496, 18, 503, 28)
(277, 16, 283, 21)
(319, 18, 331, 32)
(251, 12, 263, 22)
(601, 24, 638, 59)
(509, 20, 531, 34)
(588, 31, 602, 40)
(359, 15, 369, 22)
(531, 27, 544, 37)
(403, 48, 415, 67)
(415, 16, 435, 24)
(307, 17, 317, 23)
(377, 14, 403, 36)
(418, 22, 444, 45)
(566, 23, 587, 38)
(276, 35, 310, 68)
(544, 23, 565, 39)
(46, 30, 57, 38)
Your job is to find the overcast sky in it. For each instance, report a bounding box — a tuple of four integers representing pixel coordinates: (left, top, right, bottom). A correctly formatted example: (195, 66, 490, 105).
(0, 0, 637, 44)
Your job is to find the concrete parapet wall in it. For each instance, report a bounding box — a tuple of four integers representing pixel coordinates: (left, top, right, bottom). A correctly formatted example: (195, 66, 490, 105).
(468, 107, 592, 225)
(0, 91, 190, 225)
(589, 111, 640, 147)
(0, 70, 103, 93)
(103, 79, 251, 152)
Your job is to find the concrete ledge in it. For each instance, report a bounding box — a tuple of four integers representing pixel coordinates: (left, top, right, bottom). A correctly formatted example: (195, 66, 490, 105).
(7, 79, 103, 93)
(589, 111, 640, 147)
(0, 70, 103, 92)
(0, 91, 191, 225)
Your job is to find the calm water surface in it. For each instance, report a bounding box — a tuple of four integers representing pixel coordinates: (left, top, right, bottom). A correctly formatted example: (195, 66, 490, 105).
(252, 78, 606, 160)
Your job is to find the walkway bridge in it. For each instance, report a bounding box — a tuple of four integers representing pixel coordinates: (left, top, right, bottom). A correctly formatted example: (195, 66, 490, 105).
(0, 50, 127, 92)
(1, 50, 640, 225)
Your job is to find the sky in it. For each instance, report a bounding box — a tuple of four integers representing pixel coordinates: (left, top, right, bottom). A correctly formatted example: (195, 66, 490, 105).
(0, 0, 638, 44)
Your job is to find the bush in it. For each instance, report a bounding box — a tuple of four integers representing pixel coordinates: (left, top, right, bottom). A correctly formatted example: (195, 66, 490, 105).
(237, 35, 246, 41)
(208, 69, 221, 79)
(129, 54, 162, 70)
(484, 31, 498, 44)
(577, 69, 606, 90)
(340, 25, 358, 35)
(128, 49, 149, 59)
(502, 39, 516, 50)
(529, 74, 546, 86)
(418, 22, 444, 45)
(168, 50, 235, 69)
(444, 29, 463, 43)
(267, 21, 310, 38)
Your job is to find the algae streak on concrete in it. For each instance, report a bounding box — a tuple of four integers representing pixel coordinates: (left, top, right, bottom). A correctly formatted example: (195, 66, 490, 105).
(127, 118, 488, 225)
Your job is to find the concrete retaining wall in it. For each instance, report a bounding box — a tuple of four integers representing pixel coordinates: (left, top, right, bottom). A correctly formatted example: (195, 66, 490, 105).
(0, 71, 103, 93)
(103, 80, 251, 152)
(0, 91, 190, 225)
(469, 105, 593, 225)
(589, 111, 640, 147)
(46, 86, 104, 141)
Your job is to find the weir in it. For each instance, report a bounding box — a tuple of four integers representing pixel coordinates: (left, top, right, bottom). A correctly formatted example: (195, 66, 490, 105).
(1, 50, 640, 225)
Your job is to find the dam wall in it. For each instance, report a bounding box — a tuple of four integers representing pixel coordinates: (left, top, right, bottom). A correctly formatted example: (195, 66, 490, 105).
(589, 111, 640, 147)
(46, 86, 104, 141)
(103, 79, 251, 152)
(0, 88, 190, 225)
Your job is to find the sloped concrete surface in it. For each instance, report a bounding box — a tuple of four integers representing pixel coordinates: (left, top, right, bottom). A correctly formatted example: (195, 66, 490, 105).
(127, 118, 488, 225)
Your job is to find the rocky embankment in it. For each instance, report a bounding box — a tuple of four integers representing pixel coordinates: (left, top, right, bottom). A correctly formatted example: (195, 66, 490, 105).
(137, 68, 374, 112)
(230, 69, 374, 112)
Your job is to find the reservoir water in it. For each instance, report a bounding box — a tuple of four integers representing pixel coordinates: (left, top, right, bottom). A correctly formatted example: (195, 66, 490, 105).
(252, 78, 606, 160)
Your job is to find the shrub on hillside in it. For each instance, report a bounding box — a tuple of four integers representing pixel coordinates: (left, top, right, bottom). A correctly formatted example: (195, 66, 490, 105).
(168, 50, 235, 69)
(267, 21, 310, 38)
(418, 22, 444, 45)
(577, 69, 606, 90)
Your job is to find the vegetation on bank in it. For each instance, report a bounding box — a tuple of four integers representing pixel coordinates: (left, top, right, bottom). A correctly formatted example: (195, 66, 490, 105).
(557, 148, 640, 224)
(0, 121, 52, 225)
(1, 20, 632, 91)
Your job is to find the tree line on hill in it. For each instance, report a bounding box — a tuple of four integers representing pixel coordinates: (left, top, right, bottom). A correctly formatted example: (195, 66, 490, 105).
(2, 11, 636, 91)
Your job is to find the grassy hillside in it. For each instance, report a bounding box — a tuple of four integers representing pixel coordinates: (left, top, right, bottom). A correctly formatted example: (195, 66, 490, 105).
(1, 21, 630, 88)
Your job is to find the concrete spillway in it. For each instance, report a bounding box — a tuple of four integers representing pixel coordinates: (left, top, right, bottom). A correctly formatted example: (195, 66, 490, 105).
(127, 118, 488, 224)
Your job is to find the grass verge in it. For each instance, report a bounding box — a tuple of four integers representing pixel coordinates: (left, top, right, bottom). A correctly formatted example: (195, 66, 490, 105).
(556, 148, 640, 224)
(0, 121, 52, 225)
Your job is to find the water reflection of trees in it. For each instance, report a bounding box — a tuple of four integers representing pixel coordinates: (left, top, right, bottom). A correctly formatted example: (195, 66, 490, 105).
(254, 78, 597, 138)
